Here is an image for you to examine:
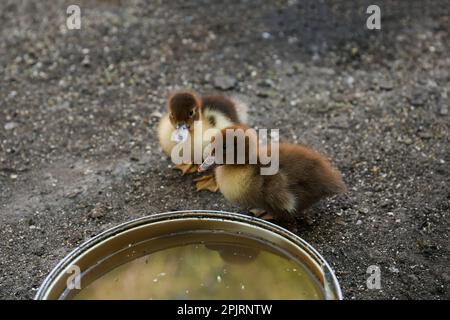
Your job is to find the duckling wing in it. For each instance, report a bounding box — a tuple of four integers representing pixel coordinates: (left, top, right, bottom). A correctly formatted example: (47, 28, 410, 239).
(278, 144, 347, 211)
(157, 114, 177, 156)
(202, 95, 248, 127)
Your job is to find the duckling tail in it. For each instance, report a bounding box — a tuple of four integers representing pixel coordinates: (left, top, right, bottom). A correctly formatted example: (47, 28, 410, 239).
(230, 96, 249, 124)
(324, 168, 347, 196)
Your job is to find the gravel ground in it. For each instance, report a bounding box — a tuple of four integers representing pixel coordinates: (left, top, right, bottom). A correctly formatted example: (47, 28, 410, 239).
(0, 0, 449, 300)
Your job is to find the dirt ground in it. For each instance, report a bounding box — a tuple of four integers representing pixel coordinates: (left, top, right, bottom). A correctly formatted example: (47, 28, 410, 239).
(0, 0, 449, 300)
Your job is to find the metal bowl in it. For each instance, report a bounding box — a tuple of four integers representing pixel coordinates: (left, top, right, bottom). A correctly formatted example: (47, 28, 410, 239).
(35, 210, 342, 300)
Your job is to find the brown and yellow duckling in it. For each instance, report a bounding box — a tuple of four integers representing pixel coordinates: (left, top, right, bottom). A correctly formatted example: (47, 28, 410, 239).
(157, 91, 248, 191)
(199, 125, 347, 221)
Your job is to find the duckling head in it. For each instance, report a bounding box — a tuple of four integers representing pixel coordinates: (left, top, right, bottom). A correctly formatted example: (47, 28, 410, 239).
(199, 124, 259, 172)
(167, 91, 201, 142)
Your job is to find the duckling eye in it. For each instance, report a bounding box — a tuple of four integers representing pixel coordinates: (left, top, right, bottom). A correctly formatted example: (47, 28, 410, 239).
(189, 110, 194, 117)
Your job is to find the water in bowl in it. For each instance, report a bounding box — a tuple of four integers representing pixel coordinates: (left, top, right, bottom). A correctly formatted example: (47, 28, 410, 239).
(73, 231, 324, 300)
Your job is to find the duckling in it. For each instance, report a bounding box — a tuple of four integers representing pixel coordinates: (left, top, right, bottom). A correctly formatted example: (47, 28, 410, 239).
(157, 91, 248, 192)
(198, 125, 347, 221)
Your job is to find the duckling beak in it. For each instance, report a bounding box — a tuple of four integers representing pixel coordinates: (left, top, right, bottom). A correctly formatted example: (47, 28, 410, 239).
(173, 124, 189, 143)
(198, 155, 215, 172)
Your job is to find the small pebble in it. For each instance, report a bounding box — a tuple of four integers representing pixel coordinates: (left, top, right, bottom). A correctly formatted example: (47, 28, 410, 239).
(4, 122, 19, 130)
(81, 55, 91, 67)
(262, 32, 271, 39)
(213, 76, 236, 90)
(439, 104, 448, 116)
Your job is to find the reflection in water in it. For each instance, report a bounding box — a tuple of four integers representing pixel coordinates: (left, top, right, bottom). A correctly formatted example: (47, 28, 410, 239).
(205, 243, 259, 265)
(74, 242, 323, 300)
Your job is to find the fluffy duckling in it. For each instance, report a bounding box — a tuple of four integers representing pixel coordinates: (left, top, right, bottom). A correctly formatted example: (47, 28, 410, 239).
(199, 125, 347, 221)
(157, 91, 248, 191)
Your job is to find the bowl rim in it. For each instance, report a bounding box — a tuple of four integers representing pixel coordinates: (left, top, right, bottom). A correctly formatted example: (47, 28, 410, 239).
(35, 210, 343, 300)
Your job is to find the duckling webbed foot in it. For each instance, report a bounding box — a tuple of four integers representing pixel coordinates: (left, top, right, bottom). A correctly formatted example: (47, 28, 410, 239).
(173, 163, 198, 175)
(249, 208, 275, 221)
(194, 175, 219, 192)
